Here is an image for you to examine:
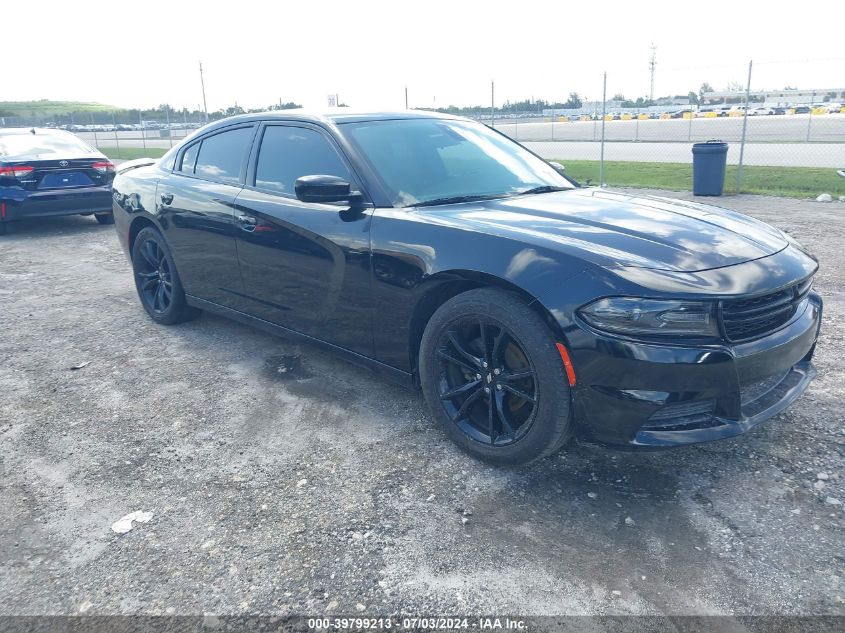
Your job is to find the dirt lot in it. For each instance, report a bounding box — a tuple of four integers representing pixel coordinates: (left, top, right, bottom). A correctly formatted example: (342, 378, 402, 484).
(1, 190, 843, 617)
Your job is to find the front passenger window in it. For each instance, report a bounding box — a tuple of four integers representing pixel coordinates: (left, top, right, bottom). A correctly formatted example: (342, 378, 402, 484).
(255, 126, 353, 195)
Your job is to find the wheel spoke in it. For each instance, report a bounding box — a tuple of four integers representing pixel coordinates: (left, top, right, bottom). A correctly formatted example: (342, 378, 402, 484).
(152, 242, 163, 266)
(437, 349, 477, 374)
(494, 390, 516, 437)
(501, 383, 536, 404)
(137, 271, 158, 279)
(141, 241, 159, 268)
(452, 388, 483, 422)
(479, 322, 489, 364)
(491, 329, 508, 367)
(140, 277, 158, 292)
(440, 378, 482, 401)
(154, 284, 165, 311)
(446, 331, 483, 368)
(502, 369, 535, 383)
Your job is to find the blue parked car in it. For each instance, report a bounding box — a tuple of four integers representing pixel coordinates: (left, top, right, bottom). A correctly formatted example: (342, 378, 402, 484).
(0, 128, 115, 235)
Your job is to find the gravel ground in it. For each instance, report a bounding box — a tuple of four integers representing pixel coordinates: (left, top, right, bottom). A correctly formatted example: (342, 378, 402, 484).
(0, 190, 843, 617)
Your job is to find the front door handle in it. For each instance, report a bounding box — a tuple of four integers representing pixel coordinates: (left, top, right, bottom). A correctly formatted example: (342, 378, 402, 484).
(237, 213, 257, 232)
(160, 192, 174, 206)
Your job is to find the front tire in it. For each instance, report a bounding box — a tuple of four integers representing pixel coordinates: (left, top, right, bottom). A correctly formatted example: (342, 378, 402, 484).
(131, 226, 200, 325)
(419, 288, 573, 466)
(95, 213, 114, 225)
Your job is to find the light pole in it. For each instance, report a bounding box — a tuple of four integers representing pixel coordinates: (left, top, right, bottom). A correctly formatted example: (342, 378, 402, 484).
(199, 61, 209, 123)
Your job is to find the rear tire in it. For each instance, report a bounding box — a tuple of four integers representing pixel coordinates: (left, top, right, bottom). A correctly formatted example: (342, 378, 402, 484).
(131, 226, 200, 325)
(95, 213, 114, 225)
(419, 288, 573, 466)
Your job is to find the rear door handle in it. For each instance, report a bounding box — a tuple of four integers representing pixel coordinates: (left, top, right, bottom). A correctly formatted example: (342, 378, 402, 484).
(237, 213, 257, 232)
(160, 192, 174, 205)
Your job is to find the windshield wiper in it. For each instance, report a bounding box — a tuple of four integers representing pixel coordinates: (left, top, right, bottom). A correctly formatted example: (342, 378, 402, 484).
(408, 193, 515, 208)
(516, 185, 572, 196)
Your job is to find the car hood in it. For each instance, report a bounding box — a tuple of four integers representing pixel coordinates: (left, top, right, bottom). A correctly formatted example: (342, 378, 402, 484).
(418, 188, 788, 272)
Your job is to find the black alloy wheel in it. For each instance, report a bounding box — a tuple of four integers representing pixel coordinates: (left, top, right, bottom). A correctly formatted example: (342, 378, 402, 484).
(419, 288, 573, 465)
(437, 319, 538, 447)
(131, 226, 200, 325)
(135, 238, 174, 315)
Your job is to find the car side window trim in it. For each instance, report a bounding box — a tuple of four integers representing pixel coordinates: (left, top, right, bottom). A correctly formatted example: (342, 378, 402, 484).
(172, 123, 258, 186)
(177, 140, 200, 174)
(243, 121, 370, 204)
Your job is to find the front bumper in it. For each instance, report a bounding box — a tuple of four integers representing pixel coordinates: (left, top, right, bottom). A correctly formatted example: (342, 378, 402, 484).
(1, 186, 113, 221)
(570, 292, 822, 447)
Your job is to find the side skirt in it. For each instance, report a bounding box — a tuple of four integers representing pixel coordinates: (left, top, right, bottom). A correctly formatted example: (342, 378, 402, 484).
(186, 295, 416, 389)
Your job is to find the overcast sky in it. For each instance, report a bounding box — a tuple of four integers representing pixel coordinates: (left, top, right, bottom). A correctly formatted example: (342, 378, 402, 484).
(7, 1, 844, 111)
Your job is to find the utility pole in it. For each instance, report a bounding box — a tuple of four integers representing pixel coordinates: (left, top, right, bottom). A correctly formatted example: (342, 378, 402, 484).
(491, 80, 495, 127)
(600, 72, 607, 187)
(405, 86, 408, 109)
(736, 60, 753, 193)
(199, 61, 209, 123)
(649, 44, 657, 103)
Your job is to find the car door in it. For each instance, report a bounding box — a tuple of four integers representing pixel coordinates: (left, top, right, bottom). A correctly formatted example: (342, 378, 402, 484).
(233, 122, 373, 357)
(154, 124, 255, 309)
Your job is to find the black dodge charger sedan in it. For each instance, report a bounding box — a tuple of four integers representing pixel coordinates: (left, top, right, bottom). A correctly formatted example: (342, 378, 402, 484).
(111, 110, 821, 465)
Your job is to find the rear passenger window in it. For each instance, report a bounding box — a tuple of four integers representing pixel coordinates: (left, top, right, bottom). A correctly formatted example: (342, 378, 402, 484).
(193, 127, 253, 185)
(179, 142, 199, 174)
(255, 126, 352, 195)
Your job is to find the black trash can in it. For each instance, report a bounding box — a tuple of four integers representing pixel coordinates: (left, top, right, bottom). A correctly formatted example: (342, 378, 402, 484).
(692, 140, 728, 196)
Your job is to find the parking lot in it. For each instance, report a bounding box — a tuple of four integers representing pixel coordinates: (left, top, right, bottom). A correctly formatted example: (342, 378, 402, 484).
(0, 190, 843, 616)
(495, 113, 845, 143)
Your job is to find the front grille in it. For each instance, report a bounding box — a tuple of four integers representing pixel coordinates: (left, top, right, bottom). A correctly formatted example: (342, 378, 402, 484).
(740, 371, 790, 407)
(721, 277, 812, 342)
(641, 398, 718, 431)
(740, 369, 805, 418)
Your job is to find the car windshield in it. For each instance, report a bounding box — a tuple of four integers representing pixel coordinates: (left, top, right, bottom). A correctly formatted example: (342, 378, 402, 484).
(342, 118, 573, 206)
(0, 131, 96, 159)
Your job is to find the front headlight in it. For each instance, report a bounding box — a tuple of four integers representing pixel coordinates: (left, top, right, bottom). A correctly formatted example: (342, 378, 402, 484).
(578, 297, 719, 337)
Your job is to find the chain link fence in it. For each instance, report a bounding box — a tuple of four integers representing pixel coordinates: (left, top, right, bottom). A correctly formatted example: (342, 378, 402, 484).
(2, 59, 843, 198)
(0, 109, 215, 160)
(483, 59, 845, 198)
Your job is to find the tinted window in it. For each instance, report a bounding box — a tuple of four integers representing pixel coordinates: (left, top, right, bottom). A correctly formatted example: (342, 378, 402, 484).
(179, 142, 199, 174)
(193, 127, 253, 184)
(255, 126, 352, 195)
(0, 131, 95, 159)
(344, 118, 571, 206)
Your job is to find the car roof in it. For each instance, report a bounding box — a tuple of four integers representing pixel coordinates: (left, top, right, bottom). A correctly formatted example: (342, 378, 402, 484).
(200, 109, 467, 132)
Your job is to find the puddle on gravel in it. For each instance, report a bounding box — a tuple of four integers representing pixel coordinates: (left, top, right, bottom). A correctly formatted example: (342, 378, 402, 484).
(263, 354, 312, 381)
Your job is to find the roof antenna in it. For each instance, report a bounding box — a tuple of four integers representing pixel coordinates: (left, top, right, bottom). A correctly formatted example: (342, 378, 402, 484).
(30, 128, 36, 134)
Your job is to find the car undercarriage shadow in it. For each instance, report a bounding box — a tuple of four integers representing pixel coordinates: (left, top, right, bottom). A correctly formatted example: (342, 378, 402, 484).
(2, 214, 111, 239)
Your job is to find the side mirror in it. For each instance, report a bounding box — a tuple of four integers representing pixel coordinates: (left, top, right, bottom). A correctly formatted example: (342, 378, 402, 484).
(549, 162, 567, 175)
(295, 174, 363, 205)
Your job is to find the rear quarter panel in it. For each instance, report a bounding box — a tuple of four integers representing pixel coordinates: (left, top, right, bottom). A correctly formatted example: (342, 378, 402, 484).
(111, 167, 162, 259)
